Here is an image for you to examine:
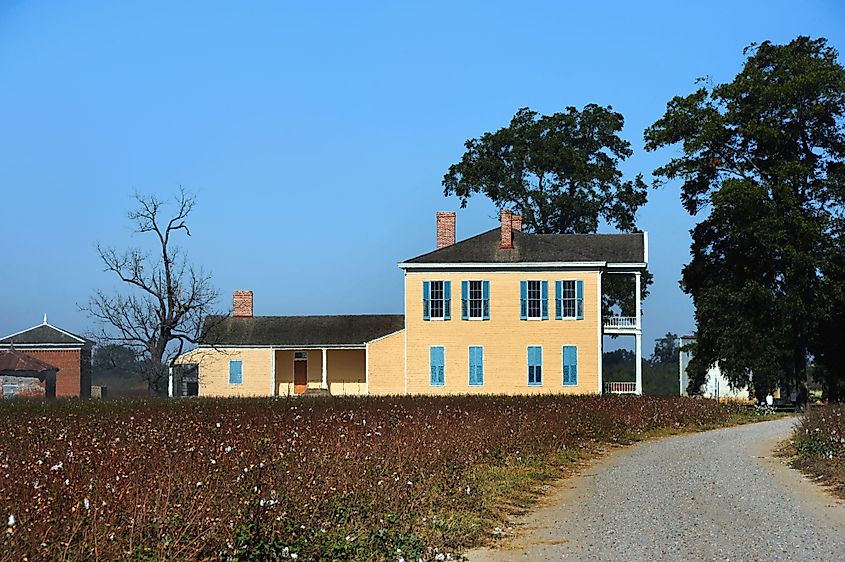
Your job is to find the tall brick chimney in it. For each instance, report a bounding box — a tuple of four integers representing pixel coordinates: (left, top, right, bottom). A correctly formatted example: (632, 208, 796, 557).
(500, 209, 513, 249)
(512, 214, 523, 232)
(436, 211, 456, 249)
(233, 290, 253, 318)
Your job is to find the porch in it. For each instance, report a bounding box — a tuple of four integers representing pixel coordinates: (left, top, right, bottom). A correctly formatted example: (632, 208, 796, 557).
(273, 347, 366, 396)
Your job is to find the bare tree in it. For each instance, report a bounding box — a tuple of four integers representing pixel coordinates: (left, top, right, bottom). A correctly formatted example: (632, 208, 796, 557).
(85, 188, 223, 394)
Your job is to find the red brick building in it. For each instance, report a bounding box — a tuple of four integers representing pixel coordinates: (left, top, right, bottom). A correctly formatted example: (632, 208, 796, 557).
(0, 317, 93, 398)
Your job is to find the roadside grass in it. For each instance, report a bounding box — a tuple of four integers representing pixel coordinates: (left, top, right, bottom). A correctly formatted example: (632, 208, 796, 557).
(786, 404, 845, 499)
(0, 395, 762, 561)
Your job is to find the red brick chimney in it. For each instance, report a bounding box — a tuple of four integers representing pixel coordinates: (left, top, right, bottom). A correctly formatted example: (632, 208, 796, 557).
(500, 209, 513, 249)
(233, 290, 253, 318)
(436, 211, 456, 249)
(512, 214, 523, 232)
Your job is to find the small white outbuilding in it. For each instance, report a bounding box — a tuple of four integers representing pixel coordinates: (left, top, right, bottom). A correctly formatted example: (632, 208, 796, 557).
(679, 335, 750, 401)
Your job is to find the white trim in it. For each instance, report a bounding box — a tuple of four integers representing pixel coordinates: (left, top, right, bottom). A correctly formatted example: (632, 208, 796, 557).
(270, 349, 276, 397)
(400, 261, 607, 270)
(604, 263, 648, 270)
(597, 271, 603, 395)
(193, 344, 366, 350)
(643, 231, 649, 265)
(366, 328, 404, 345)
(404, 270, 409, 395)
(321, 348, 328, 390)
(0, 343, 84, 348)
(168, 367, 174, 398)
(0, 322, 88, 344)
(365, 343, 369, 396)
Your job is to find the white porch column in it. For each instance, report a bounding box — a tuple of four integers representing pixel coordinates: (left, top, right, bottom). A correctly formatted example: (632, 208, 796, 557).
(321, 348, 328, 390)
(634, 271, 643, 395)
(168, 367, 174, 398)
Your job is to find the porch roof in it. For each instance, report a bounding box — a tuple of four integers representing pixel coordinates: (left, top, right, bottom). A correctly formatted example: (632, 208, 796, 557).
(201, 314, 404, 347)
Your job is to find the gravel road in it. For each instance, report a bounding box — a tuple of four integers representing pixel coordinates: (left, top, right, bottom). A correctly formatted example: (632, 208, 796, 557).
(467, 418, 845, 561)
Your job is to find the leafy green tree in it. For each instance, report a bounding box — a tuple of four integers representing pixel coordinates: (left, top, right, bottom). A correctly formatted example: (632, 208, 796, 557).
(645, 37, 845, 400)
(651, 332, 679, 366)
(443, 105, 650, 314)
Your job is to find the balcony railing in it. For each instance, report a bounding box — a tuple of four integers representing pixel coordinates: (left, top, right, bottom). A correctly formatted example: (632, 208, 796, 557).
(603, 316, 638, 330)
(604, 381, 637, 394)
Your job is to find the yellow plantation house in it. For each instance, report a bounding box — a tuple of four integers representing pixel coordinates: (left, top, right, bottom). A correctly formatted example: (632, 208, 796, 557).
(173, 211, 647, 397)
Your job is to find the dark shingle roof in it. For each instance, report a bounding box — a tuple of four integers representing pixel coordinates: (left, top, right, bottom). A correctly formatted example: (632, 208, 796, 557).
(0, 323, 94, 347)
(403, 229, 645, 265)
(202, 314, 404, 347)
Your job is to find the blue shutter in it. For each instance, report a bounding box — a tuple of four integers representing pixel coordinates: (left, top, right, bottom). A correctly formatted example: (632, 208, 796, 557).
(430, 346, 445, 386)
(469, 346, 483, 386)
(520, 281, 527, 320)
(541, 281, 549, 320)
(563, 346, 578, 385)
(576, 280, 584, 320)
(461, 281, 469, 320)
(554, 280, 562, 320)
(444, 281, 451, 321)
(482, 280, 490, 320)
(423, 281, 431, 321)
(229, 360, 243, 385)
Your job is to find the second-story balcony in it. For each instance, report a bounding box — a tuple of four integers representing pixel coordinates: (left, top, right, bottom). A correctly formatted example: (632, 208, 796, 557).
(603, 316, 639, 332)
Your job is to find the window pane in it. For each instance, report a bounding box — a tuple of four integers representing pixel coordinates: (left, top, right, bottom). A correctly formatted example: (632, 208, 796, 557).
(527, 281, 542, 318)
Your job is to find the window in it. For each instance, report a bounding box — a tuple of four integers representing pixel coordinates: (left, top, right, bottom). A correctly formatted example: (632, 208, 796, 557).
(528, 346, 542, 386)
(294, 351, 308, 360)
(430, 346, 445, 386)
(563, 345, 578, 386)
(520, 280, 548, 320)
(423, 281, 451, 320)
(555, 280, 584, 320)
(469, 346, 484, 386)
(462, 280, 490, 320)
(228, 360, 243, 385)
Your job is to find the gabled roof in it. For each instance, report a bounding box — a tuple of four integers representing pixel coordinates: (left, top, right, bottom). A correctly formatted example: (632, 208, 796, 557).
(0, 348, 59, 374)
(201, 314, 404, 347)
(401, 229, 646, 266)
(0, 321, 94, 348)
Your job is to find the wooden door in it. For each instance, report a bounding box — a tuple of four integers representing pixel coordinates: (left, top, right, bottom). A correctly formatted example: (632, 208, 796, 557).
(294, 360, 308, 394)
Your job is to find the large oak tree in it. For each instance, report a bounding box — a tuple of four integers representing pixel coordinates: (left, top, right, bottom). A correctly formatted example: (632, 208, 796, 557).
(645, 37, 845, 399)
(442, 105, 650, 315)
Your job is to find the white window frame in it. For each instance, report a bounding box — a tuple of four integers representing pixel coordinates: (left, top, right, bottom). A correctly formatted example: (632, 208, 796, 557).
(429, 280, 446, 320)
(560, 280, 578, 320)
(467, 280, 484, 320)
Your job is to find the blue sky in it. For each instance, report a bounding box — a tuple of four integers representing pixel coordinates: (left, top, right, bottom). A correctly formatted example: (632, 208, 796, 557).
(1, 1, 843, 354)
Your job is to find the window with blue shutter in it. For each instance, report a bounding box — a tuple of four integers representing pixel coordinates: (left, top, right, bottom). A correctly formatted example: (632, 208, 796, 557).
(556, 280, 584, 320)
(469, 346, 484, 386)
(528, 346, 542, 386)
(423, 281, 431, 320)
(461, 281, 469, 320)
(430, 346, 445, 386)
(228, 360, 243, 385)
(563, 345, 578, 386)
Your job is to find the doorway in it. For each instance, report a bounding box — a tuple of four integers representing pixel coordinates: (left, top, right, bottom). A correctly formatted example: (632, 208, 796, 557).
(294, 352, 308, 394)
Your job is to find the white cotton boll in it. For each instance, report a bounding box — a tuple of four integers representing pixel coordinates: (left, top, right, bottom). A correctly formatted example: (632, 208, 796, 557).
(7, 514, 14, 527)
(83, 498, 90, 510)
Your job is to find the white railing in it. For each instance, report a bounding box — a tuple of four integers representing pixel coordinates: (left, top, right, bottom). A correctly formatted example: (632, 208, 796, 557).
(603, 316, 638, 330)
(605, 382, 637, 394)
